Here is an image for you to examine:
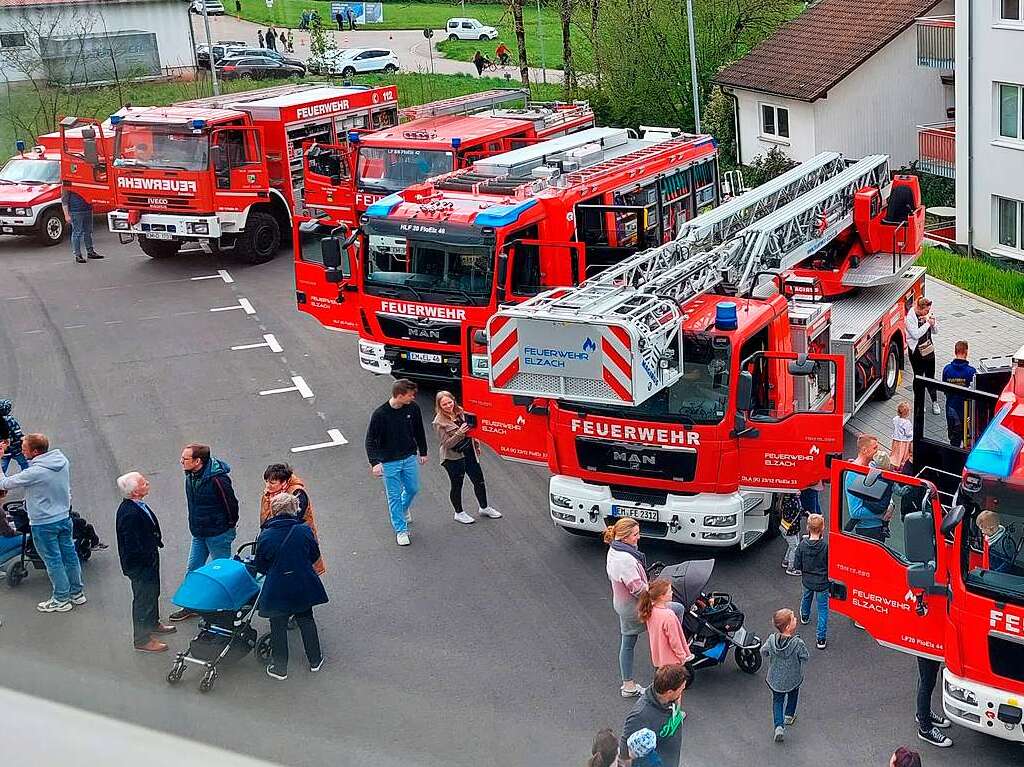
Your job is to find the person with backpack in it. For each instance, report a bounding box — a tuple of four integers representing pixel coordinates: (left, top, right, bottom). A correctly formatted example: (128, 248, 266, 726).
(169, 443, 240, 621)
(793, 513, 829, 649)
(0, 399, 27, 474)
(779, 493, 804, 576)
(906, 296, 940, 415)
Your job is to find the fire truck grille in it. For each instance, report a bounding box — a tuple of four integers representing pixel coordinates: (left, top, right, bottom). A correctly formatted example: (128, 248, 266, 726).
(123, 195, 193, 210)
(0, 206, 17, 216)
(376, 315, 460, 345)
(576, 438, 696, 482)
(500, 372, 619, 401)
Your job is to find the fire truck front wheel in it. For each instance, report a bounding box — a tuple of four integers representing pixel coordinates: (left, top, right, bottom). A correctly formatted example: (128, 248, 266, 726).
(237, 209, 281, 264)
(35, 207, 65, 246)
(138, 236, 180, 259)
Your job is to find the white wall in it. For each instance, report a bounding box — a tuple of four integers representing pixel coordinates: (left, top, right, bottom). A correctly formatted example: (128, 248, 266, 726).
(732, 89, 816, 165)
(955, 0, 1024, 258)
(0, 0, 194, 83)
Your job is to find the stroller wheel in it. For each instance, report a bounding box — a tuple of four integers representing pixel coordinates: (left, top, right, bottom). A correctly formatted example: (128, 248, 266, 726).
(199, 669, 217, 693)
(256, 633, 273, 663)
(6, 560, 28, 587)
(735, 646, 762, 674)
(167, 661, 185, 685)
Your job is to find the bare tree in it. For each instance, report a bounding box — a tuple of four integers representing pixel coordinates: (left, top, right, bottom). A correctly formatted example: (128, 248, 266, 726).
(560, 0, 576, 98)
(510, 0, 529, 86)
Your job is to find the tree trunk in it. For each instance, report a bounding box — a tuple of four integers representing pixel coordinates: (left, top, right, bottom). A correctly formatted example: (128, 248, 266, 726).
(560, 0, 575, 98)
(589, 0, 600, 87)
(511, 0, 530, 86)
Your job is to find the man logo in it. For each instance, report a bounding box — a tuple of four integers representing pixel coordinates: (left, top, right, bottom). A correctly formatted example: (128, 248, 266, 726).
(613, 451, 655, 466)
(582, 337, 597, 353)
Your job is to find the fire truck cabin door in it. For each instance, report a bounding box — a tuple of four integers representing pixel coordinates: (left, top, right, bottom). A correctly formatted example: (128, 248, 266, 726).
(60, 117, 114, 209)
(827, 461, 948, 660)
(303, 141, 354, 220)
(211, 127, 268, 195)
(293, 217, 361, 333)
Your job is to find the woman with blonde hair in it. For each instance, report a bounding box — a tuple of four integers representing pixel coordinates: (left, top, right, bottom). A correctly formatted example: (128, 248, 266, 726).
(605, 517, 649, 697)
(432, 390, 501, 525)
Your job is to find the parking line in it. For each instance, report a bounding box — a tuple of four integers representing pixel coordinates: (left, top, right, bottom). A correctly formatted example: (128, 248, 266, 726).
(191, 270, 234, 284)
(290, 428, 348, 453)
(210, 297, 255, 314)
(231, 333, 283, 353)
(63, 324, 86, 329)
(259, 375, 313, 400)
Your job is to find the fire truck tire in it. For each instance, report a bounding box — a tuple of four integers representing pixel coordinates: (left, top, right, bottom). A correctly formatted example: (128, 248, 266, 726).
(138, 237, 180, 259)
(236, 210, 280, 264)
(341, 67, 356, 78)
(879, 340, 902, 400)
(36, 208, 65, 246)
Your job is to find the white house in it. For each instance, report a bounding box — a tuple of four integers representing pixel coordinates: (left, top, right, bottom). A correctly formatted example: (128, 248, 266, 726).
(951, 0, 1024, 259)
(0, 0, 195, 84)
(714, 0, 953, 169)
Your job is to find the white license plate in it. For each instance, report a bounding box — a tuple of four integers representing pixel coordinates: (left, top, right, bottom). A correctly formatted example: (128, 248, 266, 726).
(2, 226, 12, 233)
(146, 232, 173, 240)
(408, 351, 442, 364)
(611, 505, 658, 522)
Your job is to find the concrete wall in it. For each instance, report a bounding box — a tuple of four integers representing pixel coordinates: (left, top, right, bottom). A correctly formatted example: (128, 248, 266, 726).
(955, 0, 1024, 258)
(0, 0, 194, 83)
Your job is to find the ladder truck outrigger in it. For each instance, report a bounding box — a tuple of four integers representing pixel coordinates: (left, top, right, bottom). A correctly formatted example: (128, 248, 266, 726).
(466, 151, 927, 548)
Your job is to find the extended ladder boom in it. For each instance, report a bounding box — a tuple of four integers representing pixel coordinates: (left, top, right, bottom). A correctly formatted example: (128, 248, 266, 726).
(487, 154, 892, 407)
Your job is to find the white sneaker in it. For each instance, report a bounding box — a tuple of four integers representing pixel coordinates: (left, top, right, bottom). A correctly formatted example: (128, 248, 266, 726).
(478, 506, 502, 519)
(38, 599, 72, 613)
(396, 532, 411, 546)
(70, 593, 87, 606)
(453, 511, 476, 525)
(932, 401, 941, 415)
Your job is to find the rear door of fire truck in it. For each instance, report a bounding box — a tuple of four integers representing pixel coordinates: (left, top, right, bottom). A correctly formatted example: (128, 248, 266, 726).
(59, 117, 115, 210)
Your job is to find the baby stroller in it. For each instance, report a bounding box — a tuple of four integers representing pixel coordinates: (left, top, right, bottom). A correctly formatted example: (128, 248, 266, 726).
(2, 501, 103, 587)
(166, 543, 271, 693)
(653, 559, 763, 679)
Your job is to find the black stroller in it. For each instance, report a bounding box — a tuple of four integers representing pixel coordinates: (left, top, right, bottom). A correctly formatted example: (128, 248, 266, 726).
(1, 500, 101, 587)
(652, 559, 763, 678)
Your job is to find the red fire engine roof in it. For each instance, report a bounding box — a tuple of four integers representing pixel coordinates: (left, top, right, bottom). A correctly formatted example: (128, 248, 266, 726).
(362, 114, 538, 149)
(119, 105, 245, 126)
(680, 294, 781, 335)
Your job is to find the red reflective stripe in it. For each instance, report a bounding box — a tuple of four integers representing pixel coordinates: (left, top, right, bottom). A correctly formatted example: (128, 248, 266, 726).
(603, 368, 631, 401)
(602, 337, 631, 380)
(609, 326, 630, 349)
(493, 357, 520, 388)
(489, 314, 510, 335)
(491, 329, 518, 365)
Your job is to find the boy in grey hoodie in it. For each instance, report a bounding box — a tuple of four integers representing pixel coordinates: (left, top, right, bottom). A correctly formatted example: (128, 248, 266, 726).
(0, 433, 84, 612)
(761, 607, 809, 742)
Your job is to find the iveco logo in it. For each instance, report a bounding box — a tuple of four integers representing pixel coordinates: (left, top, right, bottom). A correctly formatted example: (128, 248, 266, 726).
(613, 450, 655, 466)
(582, 337, 596, 353)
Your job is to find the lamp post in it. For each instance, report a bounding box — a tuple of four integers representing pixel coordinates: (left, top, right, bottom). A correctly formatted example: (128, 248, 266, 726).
(537, 0, 546, 85)
(199, 1, 220, 96)
(685, 0, 700, 132)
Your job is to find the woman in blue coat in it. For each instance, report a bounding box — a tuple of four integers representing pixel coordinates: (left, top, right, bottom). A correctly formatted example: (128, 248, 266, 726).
(254, 492, 328, 680)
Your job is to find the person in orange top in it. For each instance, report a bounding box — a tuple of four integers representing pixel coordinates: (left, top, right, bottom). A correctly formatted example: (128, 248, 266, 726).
(259, 464, 325, 575)
(637, 578, 693, 669)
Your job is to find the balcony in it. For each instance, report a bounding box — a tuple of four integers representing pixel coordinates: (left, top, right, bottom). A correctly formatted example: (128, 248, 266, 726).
(918, 121, 956, 178)
(916, 16, 955, 69)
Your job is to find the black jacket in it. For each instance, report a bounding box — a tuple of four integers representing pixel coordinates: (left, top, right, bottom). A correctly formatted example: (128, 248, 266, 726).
(365, 401, 428, 466)
(793, 537, 829, 592)
(619, 686, 685, 766)
(115, 498, 163, 575)
(254, 515, 328, 617)
(184, 457, 239, 538)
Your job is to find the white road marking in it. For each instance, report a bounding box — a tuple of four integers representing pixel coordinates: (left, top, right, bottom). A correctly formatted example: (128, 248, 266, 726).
(231, 333, 282, 353)
(23, 329, 43, 334)
(104, 320, 124, 325)
(259, 375, 313, 399)
(190, 270, 234, 284)
(290, 428, 348, 453)
(172, 310, 200, 317)
(5, 295, 28, 301)
(63, 324, 86, 329)
(210, 297, 255, 314)
(138, 315, 162, 321)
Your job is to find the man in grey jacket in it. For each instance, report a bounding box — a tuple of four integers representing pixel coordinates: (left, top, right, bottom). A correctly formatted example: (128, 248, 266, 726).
(0, 433, 85, 612)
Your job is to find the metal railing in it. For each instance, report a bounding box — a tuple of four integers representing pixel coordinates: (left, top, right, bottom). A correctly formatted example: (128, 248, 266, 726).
(917, 121, 956, 178)
(916, 16, 955, 69)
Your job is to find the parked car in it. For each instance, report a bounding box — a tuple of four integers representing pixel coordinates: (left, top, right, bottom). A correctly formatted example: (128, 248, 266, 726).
(217, 56, 306, 80)
(445, 17, 498, 41)
(195, 40, 247, 67)
(190, 0, 226, 14)
(309, 48, 400, 77)
(224, 47, 305, 68)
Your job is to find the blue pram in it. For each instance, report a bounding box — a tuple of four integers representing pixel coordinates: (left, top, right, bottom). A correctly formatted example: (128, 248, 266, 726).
(166, 544, 270, 692)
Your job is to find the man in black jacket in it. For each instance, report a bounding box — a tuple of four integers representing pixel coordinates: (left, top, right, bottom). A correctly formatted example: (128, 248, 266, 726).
(619, 664, 691, 766)
(170, 443, 240, 620)
(115, 472, 176, 652)
(365, 379, 428, 547)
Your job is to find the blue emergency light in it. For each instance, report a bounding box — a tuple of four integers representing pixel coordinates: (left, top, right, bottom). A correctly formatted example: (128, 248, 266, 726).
(15, 140, 25, 152)
(715, 302, 738, 331)
(965, 404, 1022, 479)
(451, 137, 462, 149)
(110, 115, 122, 126)
(191, 119, 206, 130)
(348, 130, 360, 143)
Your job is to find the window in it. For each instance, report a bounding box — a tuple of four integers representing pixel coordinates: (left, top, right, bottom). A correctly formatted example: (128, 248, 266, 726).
(839, 468, 932, 560)
(507, 225, 541, 296)
(0, 32, 26, 49)
(997, 196, 1023, 250)
(760, 103, 790, 140)
(1000, 0, 1022, 22)
(999, 83, 1022, 139)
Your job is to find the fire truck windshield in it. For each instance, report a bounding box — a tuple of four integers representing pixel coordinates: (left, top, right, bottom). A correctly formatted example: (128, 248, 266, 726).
(364, 236, 493, 304)
(114, 124, 209, 171)
(566, 334, 731, 425)
(0, 158, 59, 184)
(356, 147, 455, 193)
(963, 479, 1024, 603)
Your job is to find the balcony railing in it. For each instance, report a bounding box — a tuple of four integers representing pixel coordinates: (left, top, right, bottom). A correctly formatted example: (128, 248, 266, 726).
(916, 16, 955, 69)
(918, 121, 955, 178)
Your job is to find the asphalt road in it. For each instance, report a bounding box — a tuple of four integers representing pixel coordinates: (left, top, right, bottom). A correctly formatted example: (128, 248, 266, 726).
(0, 229, 1017, 767)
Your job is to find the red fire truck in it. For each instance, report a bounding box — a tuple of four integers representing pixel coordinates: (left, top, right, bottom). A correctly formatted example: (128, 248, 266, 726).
(467, 152, 926, 548)
(307, 126, 721, 363)
(828, 352, 1024, 742)
(301, 88, 595, 227)
(64, 84, 400, 263)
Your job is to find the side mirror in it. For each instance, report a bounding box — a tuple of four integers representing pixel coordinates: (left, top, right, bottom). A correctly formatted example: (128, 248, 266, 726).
(81, 126, 96, 140)
(907, 562, 937, 591)
(330, 173, 341, 186)
(788, 354, 816, 376)
(736, 370, 753, 412)
(473, 329, 488, 346)
(83, 137, 98, 167)
(904, 511, 936, 564)
(321, 236, 352, 283)
(940, 504, 967, 537)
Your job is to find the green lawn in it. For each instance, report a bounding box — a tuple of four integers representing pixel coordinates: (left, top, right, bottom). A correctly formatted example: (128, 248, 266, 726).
(920, 245, 1024, 314)
(0, 72, 561, 154)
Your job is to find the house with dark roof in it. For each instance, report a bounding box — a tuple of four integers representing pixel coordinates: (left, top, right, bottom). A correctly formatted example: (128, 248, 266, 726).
(714, 0, 953, 168)
(0, 0, 194, 84)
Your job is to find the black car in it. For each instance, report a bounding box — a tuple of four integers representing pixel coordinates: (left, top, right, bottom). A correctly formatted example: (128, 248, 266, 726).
(217, 56, 306, 80)
(226, 48, 304, 68)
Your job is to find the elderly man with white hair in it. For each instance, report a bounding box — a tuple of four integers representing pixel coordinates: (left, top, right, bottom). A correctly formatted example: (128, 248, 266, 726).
(115, 471, 176, 653)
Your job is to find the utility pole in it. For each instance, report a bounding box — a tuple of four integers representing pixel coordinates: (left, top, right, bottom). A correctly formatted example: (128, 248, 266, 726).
(199, 1, 220, 96)
(536, 0, 546, 85)
(685, 0, 700, 132)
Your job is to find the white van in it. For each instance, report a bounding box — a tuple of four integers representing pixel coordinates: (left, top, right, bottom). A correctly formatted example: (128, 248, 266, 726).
(445, 18, 499, 41)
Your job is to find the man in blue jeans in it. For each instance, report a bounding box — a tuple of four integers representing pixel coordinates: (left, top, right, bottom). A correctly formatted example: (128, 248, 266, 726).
(168, 442, 240, 620)
(61, 183, 103, 264)
(0, 433, 85, 612)
(365, 379, 428, 547)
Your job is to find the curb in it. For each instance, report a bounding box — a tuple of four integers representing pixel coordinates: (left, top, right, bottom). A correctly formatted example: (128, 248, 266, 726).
(928, 276, 1024, 322)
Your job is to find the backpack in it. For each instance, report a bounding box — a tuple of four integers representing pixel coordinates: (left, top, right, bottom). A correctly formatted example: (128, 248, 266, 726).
(779, 495, 803, 535)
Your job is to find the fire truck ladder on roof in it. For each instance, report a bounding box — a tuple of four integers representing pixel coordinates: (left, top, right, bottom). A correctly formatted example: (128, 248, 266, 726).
(487, 154, 892, 407)
(398, 89, 531, 120)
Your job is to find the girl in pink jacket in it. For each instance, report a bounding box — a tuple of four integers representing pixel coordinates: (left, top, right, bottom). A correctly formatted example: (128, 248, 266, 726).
(638, 578, 694, 668)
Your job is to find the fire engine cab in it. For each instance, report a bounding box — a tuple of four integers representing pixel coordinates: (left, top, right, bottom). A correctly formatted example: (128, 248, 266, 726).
(309, 126, 720, 362)
(468, 152, 926, 549)
(829, 350, 1024, 743)
(65, 84, 399, 263)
